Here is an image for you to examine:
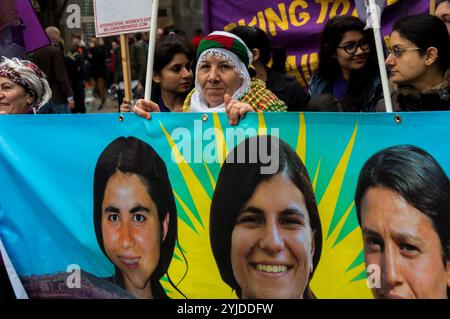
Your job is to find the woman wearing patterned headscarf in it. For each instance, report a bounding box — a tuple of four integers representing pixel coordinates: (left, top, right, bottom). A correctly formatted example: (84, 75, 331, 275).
(0, 57, 51, 114)
(129, 31, 287, 125)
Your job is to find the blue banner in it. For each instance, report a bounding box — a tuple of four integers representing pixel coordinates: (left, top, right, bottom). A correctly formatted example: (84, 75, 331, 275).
(0, 112, 449, 299)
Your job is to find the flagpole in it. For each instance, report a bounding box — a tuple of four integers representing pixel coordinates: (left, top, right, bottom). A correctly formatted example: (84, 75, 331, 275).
(368, 0, 393, 113)
(120, 34, 133, 104)
(0, 238, 28, 299)
(144, 0, 159, 101)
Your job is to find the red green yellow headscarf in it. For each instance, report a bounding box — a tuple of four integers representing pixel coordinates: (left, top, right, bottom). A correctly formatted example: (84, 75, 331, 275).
(197, 31, 252, 67)
(191, 31, 253, 112)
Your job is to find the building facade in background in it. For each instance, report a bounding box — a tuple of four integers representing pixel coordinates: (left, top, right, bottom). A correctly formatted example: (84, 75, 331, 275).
(74, 0, 204, 40)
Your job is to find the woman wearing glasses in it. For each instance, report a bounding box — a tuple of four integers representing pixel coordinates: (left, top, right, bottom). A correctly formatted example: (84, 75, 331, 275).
(381, 15, 450, 111)
(309, 16, 382, 112)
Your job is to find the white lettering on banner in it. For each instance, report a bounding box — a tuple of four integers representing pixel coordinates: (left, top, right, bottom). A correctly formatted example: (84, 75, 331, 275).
(66, 4, 81, 29)
(66, 264, 81, 289)
(93, 0, 153, 37)
(171, 121, 280, 174)
(366, 264, 381, 289)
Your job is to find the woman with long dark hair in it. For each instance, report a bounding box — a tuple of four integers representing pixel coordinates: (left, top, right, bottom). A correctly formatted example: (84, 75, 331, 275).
(210, 135, 322, 299)
(149, 35, 195, 112)
(229, 26, 310, 111)
(382, 15, 450, 111)
(120, 34, 194, 113)
(310, 16, 382, 112)
(355, 145, 450, 299)
(93, 136, 183, 299)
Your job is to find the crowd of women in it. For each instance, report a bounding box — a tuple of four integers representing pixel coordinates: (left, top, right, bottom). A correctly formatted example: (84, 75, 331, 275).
(124, 11, 450, 123)
(2, 7, 450, 116)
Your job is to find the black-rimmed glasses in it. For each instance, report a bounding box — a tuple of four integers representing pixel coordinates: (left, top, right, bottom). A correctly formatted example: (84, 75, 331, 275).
(337, 39, 370, 55)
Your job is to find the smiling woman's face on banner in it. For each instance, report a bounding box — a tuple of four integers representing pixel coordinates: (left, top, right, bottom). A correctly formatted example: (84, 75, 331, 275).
(231, 173, 315, 299)
(101, 171, 168, 299)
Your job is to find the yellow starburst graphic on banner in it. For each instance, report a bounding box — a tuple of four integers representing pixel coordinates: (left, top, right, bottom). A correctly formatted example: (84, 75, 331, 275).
(159, 114, 371, 299)
(160, 120, 236, 298)
(309, 123, 372, 298)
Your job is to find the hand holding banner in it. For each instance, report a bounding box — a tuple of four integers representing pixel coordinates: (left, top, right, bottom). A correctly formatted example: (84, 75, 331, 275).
(1, 112, 450, 299)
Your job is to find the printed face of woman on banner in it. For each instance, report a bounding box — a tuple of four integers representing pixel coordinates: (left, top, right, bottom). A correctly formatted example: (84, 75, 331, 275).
(94, 136, 178, 299)
(355, 145, 450, 299)
(231, 173, 315, 299)
(360, 187, 449, 299)
(101, 171, 169, 299)
(210, 135, 322, 299)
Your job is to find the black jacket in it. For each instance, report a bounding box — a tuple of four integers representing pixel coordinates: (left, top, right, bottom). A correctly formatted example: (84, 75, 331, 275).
(266, 68, 310, 112)
(30, 45, 73, 104)
(377, 69, 450, 112)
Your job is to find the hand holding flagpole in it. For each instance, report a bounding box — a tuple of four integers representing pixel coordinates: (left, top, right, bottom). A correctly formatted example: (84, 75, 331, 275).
(144, 0, 159, 101)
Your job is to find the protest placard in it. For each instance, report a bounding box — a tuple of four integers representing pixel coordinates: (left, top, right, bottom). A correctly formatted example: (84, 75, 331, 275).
(93, 0, 152, 37)
(93, 0, 158, 103)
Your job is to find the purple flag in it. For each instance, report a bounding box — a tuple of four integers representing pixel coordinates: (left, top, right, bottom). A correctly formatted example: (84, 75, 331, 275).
(15, 0, 50, 53)
(204, 0, 429, 87)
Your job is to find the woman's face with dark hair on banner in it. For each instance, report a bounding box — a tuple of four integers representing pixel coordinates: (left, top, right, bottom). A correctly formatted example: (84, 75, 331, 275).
(101, 171, 169, 299)
(361, 187, 450, 299)
(231, 173, 315, 299)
